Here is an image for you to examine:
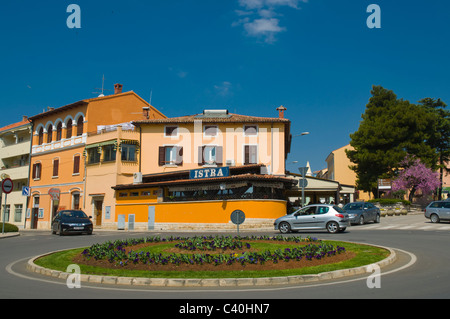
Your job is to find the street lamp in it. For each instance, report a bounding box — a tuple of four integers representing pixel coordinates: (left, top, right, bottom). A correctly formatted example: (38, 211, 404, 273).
(293, 132, 310, 137)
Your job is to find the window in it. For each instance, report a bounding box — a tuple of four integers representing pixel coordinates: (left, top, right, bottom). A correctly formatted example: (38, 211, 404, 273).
(198, 146, 223, 165)
(47, 125, 53, 143)
(121, 144, 136, 162)
(88, 148, 101, 164)
(66, 120, 72, 139)
(38, 127, 44, 145)
(14, 204, 23, 222)
(76, 117, 84, 136)
(72, 193, 80, 210)
(165, 126, 178, 137)
(73, 155, 80, 174)
(244, 145, 258, 165)
(244, 125, 258, 136)
(119, 192, 128, 198)
(52, 159, 59, 177)
(159, 146, 183, 166)
(103, 145, 116, 162)
(32, 163, 42, 179)
(130, 192, 139, 197)
(3, 205, 10, 222)
(204, 125, 218, 137)
(56, 123, 62, 141)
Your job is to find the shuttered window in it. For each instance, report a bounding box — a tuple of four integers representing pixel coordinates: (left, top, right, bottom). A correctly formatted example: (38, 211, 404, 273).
(73, 155, 80, 174)
(198, 146, 223, 165)
(158, 146, 183, 166)
(244, 145, 258, 165)
(32, 163, 42, 179)
(53, 159, 59, 177)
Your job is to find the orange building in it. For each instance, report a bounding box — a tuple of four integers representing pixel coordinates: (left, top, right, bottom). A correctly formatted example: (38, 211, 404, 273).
(111, 108, 296, 230)
(27, 84, 165, 229)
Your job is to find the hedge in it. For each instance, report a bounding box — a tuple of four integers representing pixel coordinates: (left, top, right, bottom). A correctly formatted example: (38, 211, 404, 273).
(368, 199, 411, 206)
(0, 223, 19, 233)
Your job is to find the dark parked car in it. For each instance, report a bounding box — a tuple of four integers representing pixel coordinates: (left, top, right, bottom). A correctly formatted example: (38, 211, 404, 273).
(424, 201, 450, 223)
(343, 202, 380, 225)
(52, 210, 93, 236)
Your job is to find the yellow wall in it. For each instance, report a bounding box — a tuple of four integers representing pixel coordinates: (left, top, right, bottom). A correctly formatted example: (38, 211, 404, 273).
(116, 194, 286, 224)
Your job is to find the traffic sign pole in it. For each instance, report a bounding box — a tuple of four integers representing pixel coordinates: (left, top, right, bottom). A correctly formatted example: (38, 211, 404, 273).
(1, 178, 13, 234)
(2, 193, 6, 235)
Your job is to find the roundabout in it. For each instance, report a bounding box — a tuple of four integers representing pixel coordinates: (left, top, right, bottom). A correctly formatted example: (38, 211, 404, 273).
(25, 235, 398, 288)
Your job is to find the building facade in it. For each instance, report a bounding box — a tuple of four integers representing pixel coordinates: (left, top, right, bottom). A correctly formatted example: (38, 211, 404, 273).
(27, 85, 165, 229)
(0, 117, 32, 228)
(110, 108, 296, 230)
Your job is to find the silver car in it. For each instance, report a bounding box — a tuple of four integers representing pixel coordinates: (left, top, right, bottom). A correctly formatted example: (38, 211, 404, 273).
(274, 204, 349, 234)
(424, 201, 450, 223)
(343, 202, 381, 225)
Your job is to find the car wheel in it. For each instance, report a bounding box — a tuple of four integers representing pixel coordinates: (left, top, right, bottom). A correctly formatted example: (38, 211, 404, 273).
(358, 215, 365, 225)
(279, 222, 291, 234)
(430, 214, 440, 223)
(59, 225, 64, 236)
(326, 221, 339, 234)
(374, 214, 380, 223)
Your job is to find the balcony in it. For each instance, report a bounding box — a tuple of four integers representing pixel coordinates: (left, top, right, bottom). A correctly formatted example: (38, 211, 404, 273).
(1, 141, 30, 159)
(0, 165, 29, 180)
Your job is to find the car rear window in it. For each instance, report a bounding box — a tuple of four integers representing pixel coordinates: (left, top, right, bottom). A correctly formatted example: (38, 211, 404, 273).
(334, 206, 345, 213)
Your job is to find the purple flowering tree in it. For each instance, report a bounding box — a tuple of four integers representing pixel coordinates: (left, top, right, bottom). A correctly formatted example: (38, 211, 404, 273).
(392, 156, 440, 202)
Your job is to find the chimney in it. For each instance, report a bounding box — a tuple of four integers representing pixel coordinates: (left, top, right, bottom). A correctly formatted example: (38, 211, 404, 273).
(276, 105, 287, 119)
(22, 116, 28, 122)
(114, 83, 123, 95)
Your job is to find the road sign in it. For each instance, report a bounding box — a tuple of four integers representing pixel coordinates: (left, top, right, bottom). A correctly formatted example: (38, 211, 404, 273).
(22, 186, 31, 197)
(231, 210, 245, 225)
(1, 178, 13, 194)
(298, 179, 308, 188)
(298, 167, 308, 176)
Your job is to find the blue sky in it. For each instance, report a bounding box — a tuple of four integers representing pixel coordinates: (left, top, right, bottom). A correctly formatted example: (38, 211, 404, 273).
(1, 0, 449, 174)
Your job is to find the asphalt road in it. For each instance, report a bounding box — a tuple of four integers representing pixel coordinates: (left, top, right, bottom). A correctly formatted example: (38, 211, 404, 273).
(1, 213, 449, 302)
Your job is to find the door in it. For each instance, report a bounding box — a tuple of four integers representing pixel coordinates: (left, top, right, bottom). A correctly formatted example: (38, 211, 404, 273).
(443, 202, 450, 220)
(31, 208, 39, 229)
(293, 206, 318, 230)
(94, 200, 103, 226)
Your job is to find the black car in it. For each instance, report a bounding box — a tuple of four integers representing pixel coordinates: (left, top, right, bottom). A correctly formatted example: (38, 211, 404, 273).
(52, 210, 93, 236)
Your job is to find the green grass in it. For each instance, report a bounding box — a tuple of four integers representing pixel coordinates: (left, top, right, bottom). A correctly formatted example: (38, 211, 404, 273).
(34, 240, 390, 279)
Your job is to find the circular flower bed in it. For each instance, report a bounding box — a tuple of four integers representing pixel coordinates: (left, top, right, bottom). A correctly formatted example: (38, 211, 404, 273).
(74, 235, 352, 272)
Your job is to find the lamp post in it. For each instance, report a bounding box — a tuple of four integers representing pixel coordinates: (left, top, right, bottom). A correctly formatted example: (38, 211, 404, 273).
(291, 132, 310, 207)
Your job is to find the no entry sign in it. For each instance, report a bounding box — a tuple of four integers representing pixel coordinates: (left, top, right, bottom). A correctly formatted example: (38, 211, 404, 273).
(1, 178, 13, 194)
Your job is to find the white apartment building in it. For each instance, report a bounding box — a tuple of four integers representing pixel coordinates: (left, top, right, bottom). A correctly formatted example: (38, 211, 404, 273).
(0, 117, 32, 229)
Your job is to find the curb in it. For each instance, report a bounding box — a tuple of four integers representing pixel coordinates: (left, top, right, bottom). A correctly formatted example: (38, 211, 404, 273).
(26, 244, 397, 288)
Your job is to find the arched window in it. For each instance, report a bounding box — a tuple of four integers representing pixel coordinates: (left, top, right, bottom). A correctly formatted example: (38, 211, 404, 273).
(76, 117, 84, 136)
(56, 122, 62, 141)
(38, 127, 44, 145)
(47, 125, 53, 143)
(66, 119, 72, 139)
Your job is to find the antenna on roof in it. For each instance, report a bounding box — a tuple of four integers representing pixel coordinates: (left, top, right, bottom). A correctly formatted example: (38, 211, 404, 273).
(149, 89, 153, 105)
(93, 75, 113, 97)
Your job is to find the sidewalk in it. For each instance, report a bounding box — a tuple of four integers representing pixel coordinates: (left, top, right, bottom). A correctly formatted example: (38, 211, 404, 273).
(0, 232, 20, 239)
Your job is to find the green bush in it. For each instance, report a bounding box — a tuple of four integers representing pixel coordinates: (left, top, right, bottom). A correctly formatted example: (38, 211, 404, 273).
(0, 223, 19, 233)
(368, 198, 411, 206)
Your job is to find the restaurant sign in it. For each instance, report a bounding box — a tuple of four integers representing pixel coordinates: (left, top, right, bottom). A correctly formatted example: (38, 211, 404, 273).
(190, 167, 230, 180)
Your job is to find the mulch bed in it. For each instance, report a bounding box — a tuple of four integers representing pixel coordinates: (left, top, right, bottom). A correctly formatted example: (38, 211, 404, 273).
(72, 240, 355, 273)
